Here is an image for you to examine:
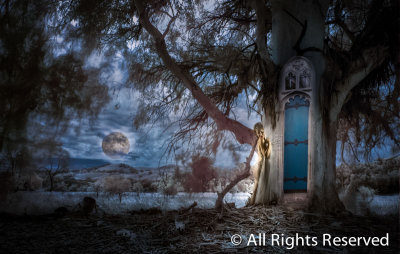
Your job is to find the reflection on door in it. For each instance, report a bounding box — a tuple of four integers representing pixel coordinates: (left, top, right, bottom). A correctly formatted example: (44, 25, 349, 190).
(284, 95, 309, 191)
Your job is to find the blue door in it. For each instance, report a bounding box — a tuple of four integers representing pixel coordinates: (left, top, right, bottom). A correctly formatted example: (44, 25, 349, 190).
(284, 95, 309, 191)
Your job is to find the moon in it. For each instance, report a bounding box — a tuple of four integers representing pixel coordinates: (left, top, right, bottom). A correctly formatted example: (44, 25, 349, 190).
(102, 132, 130, 159)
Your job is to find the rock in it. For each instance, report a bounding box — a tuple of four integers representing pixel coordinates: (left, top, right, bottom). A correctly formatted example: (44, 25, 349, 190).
(174, 218, 185, 231)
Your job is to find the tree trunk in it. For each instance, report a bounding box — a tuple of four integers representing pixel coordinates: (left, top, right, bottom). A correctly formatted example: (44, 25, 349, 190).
(308, 117, 344, 213)
(47, 171, 54, 192)
(254, 0, 344, 212)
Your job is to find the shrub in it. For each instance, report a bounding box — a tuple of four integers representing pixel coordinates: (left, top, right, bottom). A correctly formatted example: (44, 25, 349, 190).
(336, 157, 400, 195)
(163, 184, 178, 196)
(131, 182, 143, 194)
(103, 175, 131, 202)
(140, 179, 157, 192)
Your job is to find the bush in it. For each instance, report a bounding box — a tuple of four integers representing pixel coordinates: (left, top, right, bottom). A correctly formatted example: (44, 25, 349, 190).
(163, 185, 178, 196)
(140, 179, 157, 192)
(336, 157, 400, 195)
(131, 182, 143, 194)
(103, 175, 131, 202)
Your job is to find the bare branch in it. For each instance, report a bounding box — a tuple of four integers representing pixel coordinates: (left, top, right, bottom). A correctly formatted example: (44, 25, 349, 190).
(162, 15, 177, 38)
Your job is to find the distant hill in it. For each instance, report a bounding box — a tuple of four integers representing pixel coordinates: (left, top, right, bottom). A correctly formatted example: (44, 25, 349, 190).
(37, 157, 176, 174)
(67, 158, 174, 171)
(137, 164, 176, 172)
(66, 158, 112, 170)
(90, 163, 139, 174)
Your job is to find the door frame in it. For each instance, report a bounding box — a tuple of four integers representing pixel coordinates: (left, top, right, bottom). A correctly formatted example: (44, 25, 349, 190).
(277, 56, 315, 195)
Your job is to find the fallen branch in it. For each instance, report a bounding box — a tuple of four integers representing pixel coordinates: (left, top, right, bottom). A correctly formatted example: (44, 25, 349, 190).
(179, 201, 197, 214)
(215, 138, 258, 211)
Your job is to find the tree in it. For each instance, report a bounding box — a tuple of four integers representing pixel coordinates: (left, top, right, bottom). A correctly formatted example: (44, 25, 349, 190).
(185, 155, 217, 192)
(42, 144, 69, 191)
(0, 0, 110, 156)
(62, 0, 398, 213)
(103, 175, 131, 203)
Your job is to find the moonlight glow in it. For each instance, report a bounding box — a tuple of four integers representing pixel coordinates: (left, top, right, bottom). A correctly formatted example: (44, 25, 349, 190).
(102, 132, 130, 159)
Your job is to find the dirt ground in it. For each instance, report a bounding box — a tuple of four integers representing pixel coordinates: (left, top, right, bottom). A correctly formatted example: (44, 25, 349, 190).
(0, 203, 398, 254)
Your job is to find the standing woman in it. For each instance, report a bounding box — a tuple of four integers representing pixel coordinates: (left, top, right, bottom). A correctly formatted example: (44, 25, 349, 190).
(248, 122, 271, 205)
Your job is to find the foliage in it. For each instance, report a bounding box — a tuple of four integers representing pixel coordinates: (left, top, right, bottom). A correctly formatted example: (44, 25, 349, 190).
(103, 175, 131, 202)
(183, 155, 217, 192)
(1, 0, 398, 212)
(1, 0, 397, 167)
(0, 0, 110, 160)
(336, 156, 399, 195)
(52, 0, 399, 163)
(163, 184, 178, 196)
(140, 178, 158, 192)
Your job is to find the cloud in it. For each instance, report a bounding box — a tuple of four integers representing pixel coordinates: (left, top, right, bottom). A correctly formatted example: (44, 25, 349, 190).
(60, 65, 261, 168)
(60, 84, 177, 167)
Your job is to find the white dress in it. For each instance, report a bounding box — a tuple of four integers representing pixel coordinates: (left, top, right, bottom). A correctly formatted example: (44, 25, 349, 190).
(251, 138, 279, 204)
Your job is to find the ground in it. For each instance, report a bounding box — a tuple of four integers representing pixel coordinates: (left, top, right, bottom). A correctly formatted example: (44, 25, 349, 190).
(0, 203, 398, 254)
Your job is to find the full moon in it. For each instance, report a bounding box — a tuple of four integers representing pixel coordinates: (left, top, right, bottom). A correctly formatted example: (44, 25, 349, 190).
(102, 132, 130, 159)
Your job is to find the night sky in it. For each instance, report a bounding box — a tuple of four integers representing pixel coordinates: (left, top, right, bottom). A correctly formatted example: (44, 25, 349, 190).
(58, 52, 261, 168)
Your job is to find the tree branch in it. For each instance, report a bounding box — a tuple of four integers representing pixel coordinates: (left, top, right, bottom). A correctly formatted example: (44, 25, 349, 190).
(215, 136, 258, 210)
(134, 0, 256, 145)
(329, 46, 389, 121)
(253, 0, 273, 67)
(162, 15, 176, 38)
(333, 1, 355, 43)
(293, 20, 308, 55)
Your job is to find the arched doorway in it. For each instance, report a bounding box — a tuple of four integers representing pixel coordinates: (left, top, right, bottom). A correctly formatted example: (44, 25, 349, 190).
(283, 95, 309, 191)
(277, 56, 314, 197)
